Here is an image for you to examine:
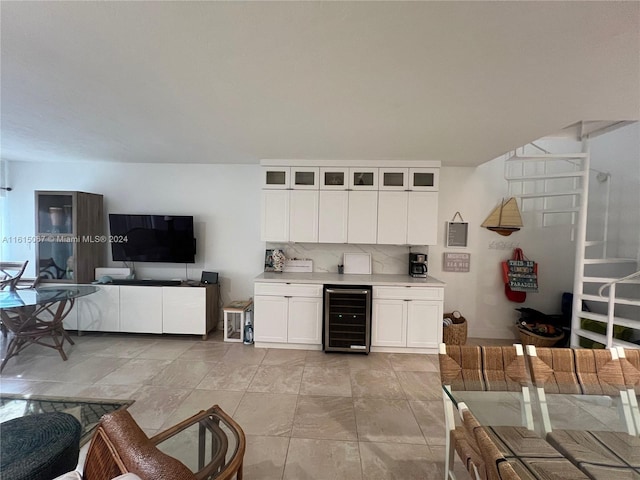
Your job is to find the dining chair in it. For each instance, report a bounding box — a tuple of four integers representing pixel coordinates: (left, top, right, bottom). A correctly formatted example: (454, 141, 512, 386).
(0, 260, 29, 291)
(525, 345, 636, 436)
(616, 347, 640, 434)
(439, 344, 533, 480)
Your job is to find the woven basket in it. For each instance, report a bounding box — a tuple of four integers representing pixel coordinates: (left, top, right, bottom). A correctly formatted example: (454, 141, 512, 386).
(517, 326, 564, 347)
(443, 312, 467, 345)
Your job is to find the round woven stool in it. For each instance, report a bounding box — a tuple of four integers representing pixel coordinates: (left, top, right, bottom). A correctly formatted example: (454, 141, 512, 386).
(0, 412, 81, 480)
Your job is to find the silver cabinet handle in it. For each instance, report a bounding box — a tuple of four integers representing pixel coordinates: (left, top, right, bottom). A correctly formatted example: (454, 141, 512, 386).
(325, 289, 369, 295)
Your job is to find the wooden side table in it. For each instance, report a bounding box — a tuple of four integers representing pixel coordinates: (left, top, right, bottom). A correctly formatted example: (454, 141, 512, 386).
(223, 300, 253, 343)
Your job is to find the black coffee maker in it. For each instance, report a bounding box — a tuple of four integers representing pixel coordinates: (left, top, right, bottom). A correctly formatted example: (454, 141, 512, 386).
(409, 253, 428, 277)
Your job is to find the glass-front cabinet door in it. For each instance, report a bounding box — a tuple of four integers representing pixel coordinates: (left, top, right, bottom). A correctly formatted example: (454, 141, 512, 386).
(379, 168, 409, 191)
(349, 168, 378, 190)
(409, 168, 439, 191)
(291, 167, 319, 190)
(320, 168, 349, 190)
(36, 192, 76, 281)
(263, 167, 290, 189)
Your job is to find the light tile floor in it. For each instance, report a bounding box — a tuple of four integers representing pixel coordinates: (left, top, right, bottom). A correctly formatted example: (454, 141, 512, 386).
(0, 332, 481, 479)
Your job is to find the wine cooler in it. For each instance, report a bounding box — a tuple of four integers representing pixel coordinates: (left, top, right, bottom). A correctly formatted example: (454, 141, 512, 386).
(323, 285, 372, 353)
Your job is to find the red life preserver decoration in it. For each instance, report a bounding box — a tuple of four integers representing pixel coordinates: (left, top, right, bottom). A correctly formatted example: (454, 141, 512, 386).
(502, 248, 538, 303)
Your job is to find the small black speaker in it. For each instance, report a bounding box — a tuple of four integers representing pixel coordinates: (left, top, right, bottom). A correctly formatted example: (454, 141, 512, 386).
(200, 271, 218, 285)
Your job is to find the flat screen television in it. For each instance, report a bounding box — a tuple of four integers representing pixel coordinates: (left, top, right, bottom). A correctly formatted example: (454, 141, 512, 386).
(109, 214, 196, 263)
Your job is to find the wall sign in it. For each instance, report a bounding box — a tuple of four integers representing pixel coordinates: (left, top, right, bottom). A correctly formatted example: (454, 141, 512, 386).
(446, 211, 468, 248)
(443, 252, 471, 272)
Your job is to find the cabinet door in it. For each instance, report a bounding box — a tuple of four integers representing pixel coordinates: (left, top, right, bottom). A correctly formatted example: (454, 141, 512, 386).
(263, 167, 290, 189)
(377, 192, 408, 245)
(379, 168, 409, 191)
(78, 285, 120, 332)
(372, 299, 406, 347)
(289, 190, 319, 242)
(162, 287, 205, 335)
(407, 192, 439, 245)
(261, 190, 290, 242)
(409, 168, 439, 191)
(291, 167, 319, 190)
(320, 168, 349, 190)
(348, 191, 378, 244)
(406, 300, 442, 349)
(119, 286, 163, 334)
(288, 296, 322, 344)
(349, 168, 378, 190)
(253, 295, 288, 343)
(319, 191, 348, 243)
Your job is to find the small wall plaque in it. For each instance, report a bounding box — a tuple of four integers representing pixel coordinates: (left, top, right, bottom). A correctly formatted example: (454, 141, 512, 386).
(446, 212, 468, 248)
(443, 252, 471, 272)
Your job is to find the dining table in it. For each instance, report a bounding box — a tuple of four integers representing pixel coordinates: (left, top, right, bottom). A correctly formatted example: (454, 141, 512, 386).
(0, 285, 97, 371)
(443, 384, 640, 479)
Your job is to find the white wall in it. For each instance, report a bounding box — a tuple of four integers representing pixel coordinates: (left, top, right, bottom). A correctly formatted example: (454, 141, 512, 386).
(3, 161, 264, 310)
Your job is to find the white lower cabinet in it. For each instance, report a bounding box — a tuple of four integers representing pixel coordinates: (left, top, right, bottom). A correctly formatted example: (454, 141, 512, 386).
(372, 286, 443, 352)
(162, 287, 207, 335)
(119, 286, 163, 334)
(253, 282, 323, 347)
(78, 285, 120, 332)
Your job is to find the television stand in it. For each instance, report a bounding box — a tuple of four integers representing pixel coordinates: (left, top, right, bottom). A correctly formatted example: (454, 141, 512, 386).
(108, 279, 182, 287)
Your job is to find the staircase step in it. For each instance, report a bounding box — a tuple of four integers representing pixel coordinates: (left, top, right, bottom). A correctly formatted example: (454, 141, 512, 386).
(579, 311, 640, 329)
(583, 276, 640, 285)
(506, 153, 588, 161)
(585, 240, 605, 246)
(506, 171, 587, 181)
(583, 258, 637, 264)
(574, 328, 639, 349)
(580, 294, 640, 307)
(515, 191, 582, 199)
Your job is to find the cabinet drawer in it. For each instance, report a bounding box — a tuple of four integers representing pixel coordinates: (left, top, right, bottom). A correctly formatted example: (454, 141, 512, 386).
(254, 282, 323, 298)
(373, 286, 443, 301)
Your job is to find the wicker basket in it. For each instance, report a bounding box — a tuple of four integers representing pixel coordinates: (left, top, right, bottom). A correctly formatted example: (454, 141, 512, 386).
(443, 312, 468, 345)
(517, 326, 564, 347)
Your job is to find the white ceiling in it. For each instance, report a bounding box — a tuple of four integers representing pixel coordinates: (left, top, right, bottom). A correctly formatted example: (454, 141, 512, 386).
(1, 1, 638, 167)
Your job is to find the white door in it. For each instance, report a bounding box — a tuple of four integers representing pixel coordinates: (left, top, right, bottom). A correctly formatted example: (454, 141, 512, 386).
(78, 285, 120, 332)
(119, 286, 163, 334)
(253, 295, 288, 343)
(377, 191, 408, 245)
(290, 190, 319, 242)
(348, 191, 378, 244)
(372, 299, 407, 347)
(261, 190, 290, 242)
(162, 287, 205, 335)
(288, 296, 323, 344)
(319, 191, 348, 243)
(407, 192, 439, 245)
(406, 300, 442, 348)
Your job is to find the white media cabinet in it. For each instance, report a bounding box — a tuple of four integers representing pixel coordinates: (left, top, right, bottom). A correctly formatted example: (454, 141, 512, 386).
(62, 284, 219, 339)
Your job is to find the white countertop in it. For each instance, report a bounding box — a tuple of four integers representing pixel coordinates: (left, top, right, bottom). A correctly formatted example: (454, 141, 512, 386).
(254, 272, 445, 287)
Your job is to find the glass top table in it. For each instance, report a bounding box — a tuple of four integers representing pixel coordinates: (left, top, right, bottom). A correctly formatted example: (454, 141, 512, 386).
(0, 285, 97, 371)
(443, 384, 637, 436)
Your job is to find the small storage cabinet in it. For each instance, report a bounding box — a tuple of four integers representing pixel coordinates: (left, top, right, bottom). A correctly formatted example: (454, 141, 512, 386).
(35, 191, 104, 284)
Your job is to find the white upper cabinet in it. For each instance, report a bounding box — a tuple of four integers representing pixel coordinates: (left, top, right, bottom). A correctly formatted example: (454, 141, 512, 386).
(320, 167, 349, 190)
(349, 168, 378, 190)
(407, 192, 438, 245)
(263, 167, 290, 189)
(319, 191, 349, 243)
(379, 168, 409, 191)
(290, 190, 319, 242)
(377, 192, 409, 244)
(409, 168, 439, 191)
(291, 167, 320, 190)
(348, 191, 378, 244)
(261, 190, 290, 242)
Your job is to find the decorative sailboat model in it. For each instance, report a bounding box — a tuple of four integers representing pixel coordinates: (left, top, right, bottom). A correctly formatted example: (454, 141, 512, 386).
(481, 197, 523, 236)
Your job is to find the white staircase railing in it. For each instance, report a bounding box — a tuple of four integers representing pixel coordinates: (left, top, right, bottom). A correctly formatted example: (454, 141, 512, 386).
(597, 271, 640, 348)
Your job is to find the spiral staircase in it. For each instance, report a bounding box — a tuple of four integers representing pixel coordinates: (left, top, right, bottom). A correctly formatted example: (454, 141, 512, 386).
(504, 121, 639, 349)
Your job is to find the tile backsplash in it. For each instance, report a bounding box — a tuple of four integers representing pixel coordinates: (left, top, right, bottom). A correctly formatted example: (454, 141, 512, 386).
(266, 243, 429, 274)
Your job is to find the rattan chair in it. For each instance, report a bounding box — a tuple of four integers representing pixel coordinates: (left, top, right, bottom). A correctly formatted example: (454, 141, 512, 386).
(0, 260, 28, 291)
(616, 347, 640, 434)
(525, 345, 636, 436)
(83, 406, 245, 480)
(439, 344, 533, 480)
